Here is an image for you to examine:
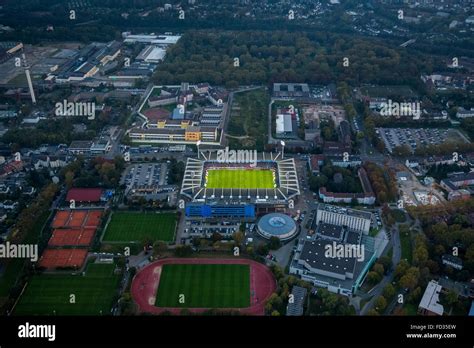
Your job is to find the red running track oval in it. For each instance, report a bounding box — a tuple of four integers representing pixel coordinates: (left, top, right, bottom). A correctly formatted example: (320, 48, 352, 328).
(130, 258, 277, 315)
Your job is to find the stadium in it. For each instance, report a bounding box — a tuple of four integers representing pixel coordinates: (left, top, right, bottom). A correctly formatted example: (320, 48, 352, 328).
(131, 258, 276, 315)
(180, 151, 300, 206)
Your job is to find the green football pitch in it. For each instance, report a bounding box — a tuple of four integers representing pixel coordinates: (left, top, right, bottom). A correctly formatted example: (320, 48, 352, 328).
(14, 263, 120, 315)
(205, 169, 275, 189)
(102, 212, 176, 243)
(155, 264, 250, 308)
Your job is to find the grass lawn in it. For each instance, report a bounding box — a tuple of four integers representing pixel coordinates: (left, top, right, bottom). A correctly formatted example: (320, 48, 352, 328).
(206, 169, 274, 189)
(155, 264, 250, 308)
(14, 263, 120, 315)
(399, 226, 412, 264)
(102, 212, 176, 243)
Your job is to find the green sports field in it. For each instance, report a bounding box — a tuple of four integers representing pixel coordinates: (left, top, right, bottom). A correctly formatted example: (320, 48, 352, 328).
(205, 169, 274, 189)
(14, 263, 120, 315)
(102, 212, 176, 243)
(155, 264, 250, 308)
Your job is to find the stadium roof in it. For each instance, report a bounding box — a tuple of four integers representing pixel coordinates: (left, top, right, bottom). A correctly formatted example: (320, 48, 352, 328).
(66, 188, 103, 202)
(258, 213, 296, 237)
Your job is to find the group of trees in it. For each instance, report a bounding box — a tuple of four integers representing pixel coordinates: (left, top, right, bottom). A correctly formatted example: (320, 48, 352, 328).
(309, 163, 363, 194)
(426, 163, 470, 181)
(152, 30, 436, 88)
(363, 162, 397, 204)
(307, 288, 355, 316)
(320, 120, 338, 142)
(2, 119, 96, 149)
(9, 183, 59, 244)
(0, 183, 59, 311)
(366, 255, 392, 287)
(264, 265, 311, 316)
(264, 265, 356, 316)
(408, 199, 474, 278)
(167, 158, 185, 185)
(61, 156, 125, 189)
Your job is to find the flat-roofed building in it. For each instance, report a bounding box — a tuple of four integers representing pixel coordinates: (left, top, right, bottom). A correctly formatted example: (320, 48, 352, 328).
(441, 254, 463, 270)
(316, 203, 372, 234)
(418, 280, 444, 316)
(286, 286, 307, 316)
(276, 114, 293, 134)
(273, 83, 310, 98)
(69, 140, 93, 155)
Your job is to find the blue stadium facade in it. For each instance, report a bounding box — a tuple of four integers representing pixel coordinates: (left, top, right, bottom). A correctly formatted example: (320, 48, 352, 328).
(185, 203, 255, 219)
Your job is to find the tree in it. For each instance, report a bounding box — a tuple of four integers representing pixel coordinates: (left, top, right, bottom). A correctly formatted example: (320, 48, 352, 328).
(392, 145, 412, 157)
(174, 245, 193, 257)
(232, 231, 245, 245)
(377, 256, 392, 273)
(394, 260, 410, 280)
(367, 271, 382, 285)
(270, 264, 285, 281)
(440, 290, 458, 308)
(373, 263, 384, 276)
(153, 241, 167, 256)
(383, 284, 396, 300)
(211, 232, 223, 242)
(268, 236, 281, 250)
(399, 267, 420, 290)
(191, 237, 201, 248)
(256, 243, 269, 256)
(65, 171, 75, 188)
(267, 292, 283, 309)
(367, 309, 380, 316)
(374, 296, 387, 312)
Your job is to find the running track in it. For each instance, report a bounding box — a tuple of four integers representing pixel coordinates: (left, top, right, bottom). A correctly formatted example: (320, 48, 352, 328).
(131, 258, 276, 315)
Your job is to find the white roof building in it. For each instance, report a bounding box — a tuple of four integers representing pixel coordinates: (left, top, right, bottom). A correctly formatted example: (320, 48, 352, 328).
(418, 280, 444, 316)
(123, 33, 181, 45)
(136, 46, 167, 63)
(276, 114, 293, 134)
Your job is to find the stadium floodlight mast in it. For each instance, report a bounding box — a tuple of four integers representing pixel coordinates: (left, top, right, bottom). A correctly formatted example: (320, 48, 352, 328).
(280, 140, 285, 159)
(196, 140, 202, 158)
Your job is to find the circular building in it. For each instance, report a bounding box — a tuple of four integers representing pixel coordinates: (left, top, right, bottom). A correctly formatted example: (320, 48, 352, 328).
(257, 213, 298, 241)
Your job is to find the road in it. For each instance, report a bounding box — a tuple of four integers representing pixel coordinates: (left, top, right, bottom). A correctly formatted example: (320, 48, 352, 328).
(359, 224, 401, 315)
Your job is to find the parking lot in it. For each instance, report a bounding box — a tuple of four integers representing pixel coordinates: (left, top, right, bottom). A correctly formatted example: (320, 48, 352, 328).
(184, 220, 239, 240)
(121, 162, 168, 188)
(376, 128, 460, 153)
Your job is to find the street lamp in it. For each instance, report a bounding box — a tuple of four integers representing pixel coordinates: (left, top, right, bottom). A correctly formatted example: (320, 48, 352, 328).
(280, 140, 285, 159)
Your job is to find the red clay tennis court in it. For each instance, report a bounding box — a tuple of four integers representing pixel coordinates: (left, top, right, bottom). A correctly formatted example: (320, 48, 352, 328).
(84, 210, 102, 228)
(50, 210, 103, 229)
(69, 211, 88, 228)
(48, 228, 96, 247)
(39, 249, 88, 269)
(51, 210, 70, 228)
